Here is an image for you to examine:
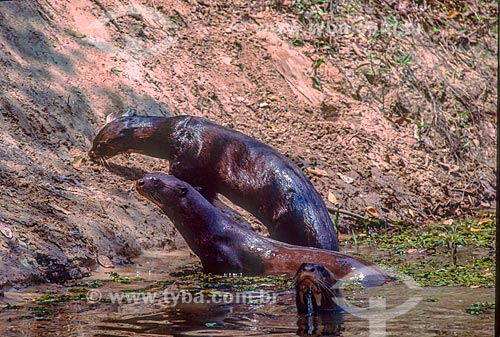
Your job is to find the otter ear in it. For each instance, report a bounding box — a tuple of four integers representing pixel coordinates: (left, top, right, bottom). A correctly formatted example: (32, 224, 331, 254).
(105, 108, 138, 125)
(179, 186, 188, 197)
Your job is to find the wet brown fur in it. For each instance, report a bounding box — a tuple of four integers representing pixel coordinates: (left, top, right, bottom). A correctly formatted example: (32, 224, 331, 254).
(91, 116, 339, 251)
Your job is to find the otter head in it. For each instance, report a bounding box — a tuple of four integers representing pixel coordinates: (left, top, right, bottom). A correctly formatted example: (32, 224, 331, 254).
(88, 116, 158, 161)
(295, 263, 340, 314)
(136, 173, 189, 211)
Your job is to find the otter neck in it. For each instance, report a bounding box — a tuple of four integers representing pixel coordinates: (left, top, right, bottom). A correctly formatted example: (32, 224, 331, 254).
(163, 193, 228, 255)
(128, 117, 179, 160)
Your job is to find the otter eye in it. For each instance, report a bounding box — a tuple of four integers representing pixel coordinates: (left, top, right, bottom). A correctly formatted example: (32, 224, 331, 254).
(303, 265, 315, 272)
(149, 177, 160, 185)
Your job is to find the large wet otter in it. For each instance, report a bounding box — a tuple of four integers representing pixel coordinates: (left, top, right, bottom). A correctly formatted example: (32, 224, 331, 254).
(135, 172, 390, 286)
(90, 115, 338, 251)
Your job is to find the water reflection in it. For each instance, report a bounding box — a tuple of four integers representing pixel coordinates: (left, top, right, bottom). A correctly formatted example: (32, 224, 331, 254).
(94, 295, 345, 336)
(296, 311, 344, 337)
(96, 304, 235, 336)
(0, 251, 494, 337)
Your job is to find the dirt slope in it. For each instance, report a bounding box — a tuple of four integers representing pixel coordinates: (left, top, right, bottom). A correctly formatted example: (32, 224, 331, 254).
(0, 0, 496, 289)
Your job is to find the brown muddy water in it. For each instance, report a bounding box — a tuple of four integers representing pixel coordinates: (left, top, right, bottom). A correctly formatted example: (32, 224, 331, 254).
(0, 250, 494, 337)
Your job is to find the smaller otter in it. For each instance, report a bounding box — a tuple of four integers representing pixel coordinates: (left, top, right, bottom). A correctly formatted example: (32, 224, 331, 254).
(295, 264, 344, 336)
(136, 172, 391, 286)
(295, 263, 341, 315)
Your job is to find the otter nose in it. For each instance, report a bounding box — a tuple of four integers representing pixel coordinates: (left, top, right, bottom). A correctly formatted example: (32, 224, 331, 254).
(137, 179, 145, 187)
(88, 150, 100, 162)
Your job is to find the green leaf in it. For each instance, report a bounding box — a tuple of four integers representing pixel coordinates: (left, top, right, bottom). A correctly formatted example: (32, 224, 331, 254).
(313, 59, 325, 69)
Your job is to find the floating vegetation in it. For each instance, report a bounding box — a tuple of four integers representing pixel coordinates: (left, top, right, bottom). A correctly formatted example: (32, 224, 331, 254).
(351, 217, 496, 287)
(37, 292, 88, 304)
(392, 258, 495, 288)
(29, 305, 52, 320)
(346, 217, 495, 252)
(74, 280, 105, 288)
(424, 297, 440, 302)
(465, 302, 495, 315)
(169, 267, 294, 292)
(109, 272, 143, 284)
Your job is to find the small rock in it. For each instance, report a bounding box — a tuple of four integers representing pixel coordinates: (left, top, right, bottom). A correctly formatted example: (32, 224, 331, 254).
(220, 56, 232, 66)
(0, 224, 13, 239)
(97, 255, 115, 268)
(49, 203, 73, 215)
(337, 172, 354, 183)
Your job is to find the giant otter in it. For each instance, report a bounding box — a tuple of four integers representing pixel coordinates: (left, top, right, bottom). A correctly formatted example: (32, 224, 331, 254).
(135, 172, 390, 286)
(294, 263, 341, 314)
(90, 116, 338, 250)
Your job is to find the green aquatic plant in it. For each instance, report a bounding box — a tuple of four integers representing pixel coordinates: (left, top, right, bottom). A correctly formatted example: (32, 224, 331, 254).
(74, 280, 105, 288)
(424, 297, 440, 302)
(378, 256, 495, 287)
(465, 302, 495, 315)
(346, 217, 495, 252)
(108, 272, 143, 284)
(37, 292, 88, 304)
(352, 217, 495, 287)
(178, 271, 294, 292)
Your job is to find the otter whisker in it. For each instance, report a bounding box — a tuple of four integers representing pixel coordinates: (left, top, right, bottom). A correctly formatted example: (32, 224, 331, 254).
(316, 280, 338, 296)
(150, 194, 163, 205)
(101, 157, 112, 169)
(142, 190, 163, 207)
(319, 284, 338, 298)
(317, 278, 334, 288)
